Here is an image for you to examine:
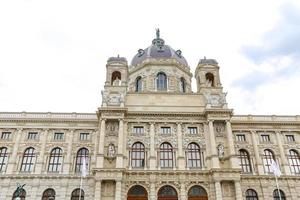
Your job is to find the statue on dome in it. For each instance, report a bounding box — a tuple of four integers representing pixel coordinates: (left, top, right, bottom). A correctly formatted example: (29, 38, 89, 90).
(156, 28, 160, 38)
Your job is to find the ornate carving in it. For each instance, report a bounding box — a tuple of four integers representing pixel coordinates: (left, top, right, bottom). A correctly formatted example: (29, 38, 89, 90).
(204, 91, 227, 107)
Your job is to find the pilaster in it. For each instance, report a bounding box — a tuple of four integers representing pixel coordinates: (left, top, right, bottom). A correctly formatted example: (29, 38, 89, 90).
(226, 121, 239, 168)
(177, 123, 185, 170)
(94, 181, 102, 200)
(35, 129, 48, 174)
(116, 119, 124, 168)
(97, 119, 106, 168)
(63, 129, 74, 174)
(208, 120, 219, 168)
(234, 181, 243, 200)
(115, 180, 122, 200)
(275, 131, 290, 175)
(6, 128, 22, 174)
(250, 130, 264, 175)
(149, 123, 156, 170)
(215, 181, 223, 200)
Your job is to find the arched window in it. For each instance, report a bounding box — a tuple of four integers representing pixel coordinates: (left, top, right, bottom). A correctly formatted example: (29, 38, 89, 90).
(273, 189, 286, 200)
(135, 76, 142, 92)
(127, 185, 148, 200)
(158, 185, 178, 200)
(12, 188, 26, 200)
(288, 149, 300, 174)
(160, 143, 173, 168)
(48, 147, 63, 172)
(42, 188, 56, 200)
(245, 189, 258, 200)
(71, 188, 84, 200)
(262, 149, 275, 173)
(238, 149, 252, 173)
(131, 142, 145, 168)
(75, 148, 89, 173)
(188, 185, 208, 199)
(111, 71, 121, 86)
(20, 147, 36, 172)
(187, 143, 202, 168)
(179, 77, 186, 93)
(157, 72, 167, 91)
(0, 147, 8, 172)
(205, 73, 214, 87)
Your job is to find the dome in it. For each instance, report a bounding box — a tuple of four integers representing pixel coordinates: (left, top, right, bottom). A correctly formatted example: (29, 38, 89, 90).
(131, 30, 189, 68)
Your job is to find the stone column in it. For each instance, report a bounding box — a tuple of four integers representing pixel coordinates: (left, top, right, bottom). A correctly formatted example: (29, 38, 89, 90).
(63, 129, 74, 174)
(115, 180, 122, 200)
(215, 181, 223, 200)
(276, 131, 290, 175)
(94, 181, 102, 200)
(7, 128, 22, 174)
(234, 181, 243, 200)
(226, 121, 239, 168)
(177, 123, 185, 170)
(250, 131, 264, 175)
(208, 120, 219, 168)
(149, 123, 156, 170)
(180, 183, 187, 200)
(149, 182, 156, 200)
(97, 119, 106, 168)
(116, 119, 124, 168)
(35, 129, 48, 174)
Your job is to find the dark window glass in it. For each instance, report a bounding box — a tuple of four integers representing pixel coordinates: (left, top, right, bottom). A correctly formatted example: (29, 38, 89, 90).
(187, 143, 202, 168)
(48, 148, 63, 172)
(286, 135, 295, 142)
(158, 185, 177, 197)
(42, 188, 56, 200)
(288, 149, 300, 174)
(1, 132, 11, 140)
(54, 132, 64, 140)
(20, 147, 36, 172)
(135, 76, 142, 92)
(0, 147, 8, 172)
(236, 134, 246, 142)
(160, 143, 173, 168)
(261, 135, 270, 142)
(27, 132, 38, 140)
(238, 149, 252, 173)
(273, 189, 286, 200)
(179, 77, 186, 93)
(188, 186, 207, 197)
(131, 142, 145, 168)
(157, 72, 167, 91)
(12, 188, 26, 200)
(128, 185, 147, 196)
(80, 133, 89, 140)
(133, 126, 144, 134)
(75, 148, 89, 173)
(71, 188, 84, 200)
(245, 189, 258, 200)
(263, 149, 275, 173)
(188, 127, 198, 134)
(161, 127, 171, 134)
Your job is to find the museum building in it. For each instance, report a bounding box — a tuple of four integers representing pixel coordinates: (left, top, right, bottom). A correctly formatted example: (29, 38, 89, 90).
(0, 31, 300, 200)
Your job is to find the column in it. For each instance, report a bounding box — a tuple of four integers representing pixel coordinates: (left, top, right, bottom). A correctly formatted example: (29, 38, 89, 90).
(149, 123, 156, 170)
(94, 181, 102, 200)
(7, 128, 22, 174)
(226, 121, 239, 168)
(276, 131, 290, 175)
(234, 181, 243, 200)
(116, 119, 124, 168)
(35, 129, 48, 174)
(115, 180, 122, 200)
(250, 131, 264, 175)
(63, 129, 74, 174)
(149, 182, 156, 200)
(177, 123, 185, 170)
(180, 183, 187, 200)
(214, 181, 223, 200)
(97, 119, 106, 168)
(208, 120, 219, 168)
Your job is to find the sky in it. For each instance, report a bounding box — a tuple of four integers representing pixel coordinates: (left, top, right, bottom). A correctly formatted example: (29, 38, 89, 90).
(0, 0, 300, 115)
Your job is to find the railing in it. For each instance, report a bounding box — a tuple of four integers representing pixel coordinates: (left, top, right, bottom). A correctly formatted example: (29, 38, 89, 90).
(0, 112, 97, 120)
(232, 115, 300, 122)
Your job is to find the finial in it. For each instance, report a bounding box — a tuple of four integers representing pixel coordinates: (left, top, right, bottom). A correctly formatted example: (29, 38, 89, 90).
(156, 28, 160, 38)
(204, 56, 206, 60)
(117, 54, 119, 58)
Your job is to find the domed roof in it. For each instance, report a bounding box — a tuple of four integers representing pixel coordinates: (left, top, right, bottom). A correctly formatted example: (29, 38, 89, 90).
(131, 30, 189, 68)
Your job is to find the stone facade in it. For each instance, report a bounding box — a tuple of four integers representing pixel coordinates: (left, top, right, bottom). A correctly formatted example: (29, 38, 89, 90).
(0, 32, 299, 200)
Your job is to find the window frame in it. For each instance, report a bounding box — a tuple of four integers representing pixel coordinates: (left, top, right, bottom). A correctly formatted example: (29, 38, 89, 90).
(156, 72, 167, 91)
(48, 147, 63, 172)
(132, 126, 144, 135)
(0, 147, 8, 172)
(187, 143, 202, 168)
(79, 132, 90, 141)
(160, 126, 171, 135)
(238, 149, 252, 173)
(236, 134, 246, 142)
(75, 148, 89, 173)
(54, 132, 64, 140)
(187, 127, 198, 135)
(27, 132, 38, 140)
(245, 189, 258, 200)
(131, 142, 145, 168)
(288, 149, 300, 174)
(1, 132, 11, 140)
(20, 147, 36, 172)
(262, 149, 275, 173)
(160, 143, 173, 168)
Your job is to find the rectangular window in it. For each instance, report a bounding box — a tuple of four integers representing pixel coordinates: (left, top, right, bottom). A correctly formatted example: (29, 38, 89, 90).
(27, 132, 38, 140)
(54, 132, 64, 140)
(133, 126, 144, 134)
(286, 135, 295, 142)
(1, 132, 11, 140)
(236, 134, 246, 142)
(161, 127, 171, 134)
(261, 134, 270, 142)
(80, 133, 90, 140)
(188, 127, 198, 134)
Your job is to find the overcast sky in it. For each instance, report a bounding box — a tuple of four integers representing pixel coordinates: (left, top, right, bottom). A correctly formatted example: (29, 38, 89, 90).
(0, 0, 300, 115)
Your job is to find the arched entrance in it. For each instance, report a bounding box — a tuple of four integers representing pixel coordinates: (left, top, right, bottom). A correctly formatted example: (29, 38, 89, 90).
(188, 186, 208, 200)
(158, 185, 178, 200)
(127, 185, 148, 200)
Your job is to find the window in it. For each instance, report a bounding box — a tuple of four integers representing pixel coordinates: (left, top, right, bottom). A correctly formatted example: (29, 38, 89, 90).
(161, 127, 171, 134)
(273, 189, 286, 200)
(236, 134, 246, 142)
(187, 143, 202, 168)
(20, 147, 36, 172)
(188, 186, 208, 198)
(13, 188, 26, 200)
(135, 76, 142, 92)
(188, 127, 198, 135)
(1, 132, 11, 140)
(54, 132, 64, 140)
(42, 188, 56, 200)
(288, 149, 300, 174)
(80, 133, 89, 141)
(158, 185, 177, 198)
(179, 77, 186, 93)
(127, 185, 148, 198)
(133, 126, 144, 134)
(157, 72, 167, 91)
(75, 148, 89, 173)
(111, 71, 121, 86)
(245, 189, 258, 200)
(48, 147, 63, 172)
(261, 134, 270, 142)
(205, 73, 214, 87)
(27, 132, 38, 140)
(238, 149, 252, 173)
(71, 188, 84, 200)
(160, 143, 173, 168)
(0, 147, 8, 172)
(262, 149, 275, 173)
(286, 135, 295, 142)
(131, 142, 145, 168)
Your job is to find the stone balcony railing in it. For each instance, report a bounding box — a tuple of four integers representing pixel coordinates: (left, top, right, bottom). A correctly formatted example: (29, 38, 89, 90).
(232, 115, 300, 123)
